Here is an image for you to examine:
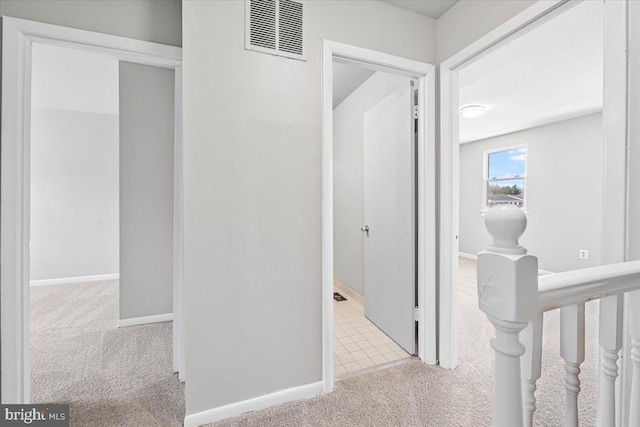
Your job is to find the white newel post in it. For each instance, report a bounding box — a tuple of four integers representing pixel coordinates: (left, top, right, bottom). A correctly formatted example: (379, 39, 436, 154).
(630, 290, 640, 427)
(477, 205, 539, 427)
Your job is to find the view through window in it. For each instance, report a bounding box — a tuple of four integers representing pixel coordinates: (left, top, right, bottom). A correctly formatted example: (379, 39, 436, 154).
(485, 147, 527, 208)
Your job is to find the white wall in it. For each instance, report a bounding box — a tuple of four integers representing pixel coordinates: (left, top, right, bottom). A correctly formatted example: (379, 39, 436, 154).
(0, 0, 181, 46)
(459, 113, 602, 272)
(183, 0, 436, 415)
(32, 44, 120, 115)
(333, 71, 409, 296)
(436, 0, 537, 63)
(30, 44, 120, 282)
(30, 109, 120, 281)
(119, 62, 175, 320)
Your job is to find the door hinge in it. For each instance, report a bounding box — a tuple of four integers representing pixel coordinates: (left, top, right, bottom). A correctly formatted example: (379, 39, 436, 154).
(414, 306, 422, 322)
(413, 105, 419, 119)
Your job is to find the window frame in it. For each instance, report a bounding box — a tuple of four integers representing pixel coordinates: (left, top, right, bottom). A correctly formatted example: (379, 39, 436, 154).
(482, 144, 528, 212)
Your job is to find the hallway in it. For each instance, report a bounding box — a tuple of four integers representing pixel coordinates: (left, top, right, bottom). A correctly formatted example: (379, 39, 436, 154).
(207, 257, 600, 427)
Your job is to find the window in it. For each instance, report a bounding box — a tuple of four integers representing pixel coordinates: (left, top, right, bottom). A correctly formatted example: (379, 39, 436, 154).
(484, 146, 527, 209)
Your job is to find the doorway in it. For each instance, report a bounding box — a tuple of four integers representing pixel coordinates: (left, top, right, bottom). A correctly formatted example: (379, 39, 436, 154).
(437, 0, 628, 379)
(28, 42, 181, 419)
(1, 17, 184, 404)
(321, 40, 437, 392)
(332, 64, 417, 377)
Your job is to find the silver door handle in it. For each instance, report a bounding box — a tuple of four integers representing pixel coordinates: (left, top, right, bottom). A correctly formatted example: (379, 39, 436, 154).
(361, 225, 369, 234)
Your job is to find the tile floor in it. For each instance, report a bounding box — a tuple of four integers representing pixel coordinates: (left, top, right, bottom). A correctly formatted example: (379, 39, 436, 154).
(333, 286, 412, 377)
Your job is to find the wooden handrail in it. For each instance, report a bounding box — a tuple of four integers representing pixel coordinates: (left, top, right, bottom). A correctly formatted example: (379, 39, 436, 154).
(537, 260, 640, 312)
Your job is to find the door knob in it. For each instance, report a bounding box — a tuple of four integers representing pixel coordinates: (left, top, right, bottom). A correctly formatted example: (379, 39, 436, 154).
(361, 225, 369, 234)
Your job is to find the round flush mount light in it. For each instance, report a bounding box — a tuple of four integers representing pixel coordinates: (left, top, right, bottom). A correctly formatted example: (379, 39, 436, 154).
(460, 105, 486, 119)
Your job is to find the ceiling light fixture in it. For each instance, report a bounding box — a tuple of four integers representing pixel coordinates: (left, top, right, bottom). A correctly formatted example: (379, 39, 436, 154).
(460, 105, 486, 119)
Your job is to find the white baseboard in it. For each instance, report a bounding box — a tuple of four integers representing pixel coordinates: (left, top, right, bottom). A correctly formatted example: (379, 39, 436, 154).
(184, 381, 324, 427)
(30, 273, 119, 287)
(333, 279, 364, 306)
(458, 252, 477, 260)
(118, 313, 173, 328)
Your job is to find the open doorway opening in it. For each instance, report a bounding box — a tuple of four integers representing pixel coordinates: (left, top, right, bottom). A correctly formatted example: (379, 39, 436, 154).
(331, 62, 417, 377)
(1, 18, 184, 405)
(452, 1, 606, 424)
(321, 41, 437, 392)
(27, 42, 184, 421)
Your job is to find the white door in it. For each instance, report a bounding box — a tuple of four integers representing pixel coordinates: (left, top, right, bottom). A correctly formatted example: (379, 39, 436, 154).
(363, 82, 416, 354)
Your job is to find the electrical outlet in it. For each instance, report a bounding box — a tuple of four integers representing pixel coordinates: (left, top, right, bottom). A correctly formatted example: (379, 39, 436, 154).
(579, 249, 589, 260)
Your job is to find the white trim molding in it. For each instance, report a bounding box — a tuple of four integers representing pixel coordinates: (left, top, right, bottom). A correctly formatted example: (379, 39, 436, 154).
(438, 0, 628, 371)
(1, 16, 183, 404)
(173, 66, 185, 381)
(118, 313, 173, 328)
(183, 381, 324, 427)
(321, 39, 437, 394)
(600, 1, 632, 425)
(30, 274, 119, 287)
(458, 252, 478, 261)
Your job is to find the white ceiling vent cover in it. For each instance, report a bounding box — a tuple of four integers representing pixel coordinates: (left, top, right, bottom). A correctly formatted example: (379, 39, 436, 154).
(245, 0, 306, 61)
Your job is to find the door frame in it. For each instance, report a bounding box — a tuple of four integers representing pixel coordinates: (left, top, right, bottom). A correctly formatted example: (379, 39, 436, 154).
(1, 17, 184, 403)
(438, 0, 629, 375)
(321, 40, 437, 393)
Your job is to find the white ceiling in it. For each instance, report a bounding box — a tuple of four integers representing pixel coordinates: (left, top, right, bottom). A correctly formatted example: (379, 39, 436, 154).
(32, 43, 119, 115)
(382, 0, 458, 19)
(458, 0, 603, 143)
(333, 62, 375, 108)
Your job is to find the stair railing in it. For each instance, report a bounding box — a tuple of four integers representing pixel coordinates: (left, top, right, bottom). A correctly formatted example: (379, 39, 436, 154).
(477, 205, 640, 427)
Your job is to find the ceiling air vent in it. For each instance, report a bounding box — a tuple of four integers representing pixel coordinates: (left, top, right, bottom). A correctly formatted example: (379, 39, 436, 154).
(245, 0, 306, 61)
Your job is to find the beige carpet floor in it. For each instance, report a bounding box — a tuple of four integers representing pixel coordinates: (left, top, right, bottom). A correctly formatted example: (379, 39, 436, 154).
(30, 260, 599, 427)
(30, 280, 185, 426)
(207, 257, 599, 427)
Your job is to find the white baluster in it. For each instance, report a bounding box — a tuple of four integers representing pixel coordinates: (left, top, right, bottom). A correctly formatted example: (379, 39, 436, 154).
(629, 291, 640, 427)
(521, 314, 543, 427)
(477, 205, 539, 427)
(560, 303, 585, 427)
(598, 294, 624, 426)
